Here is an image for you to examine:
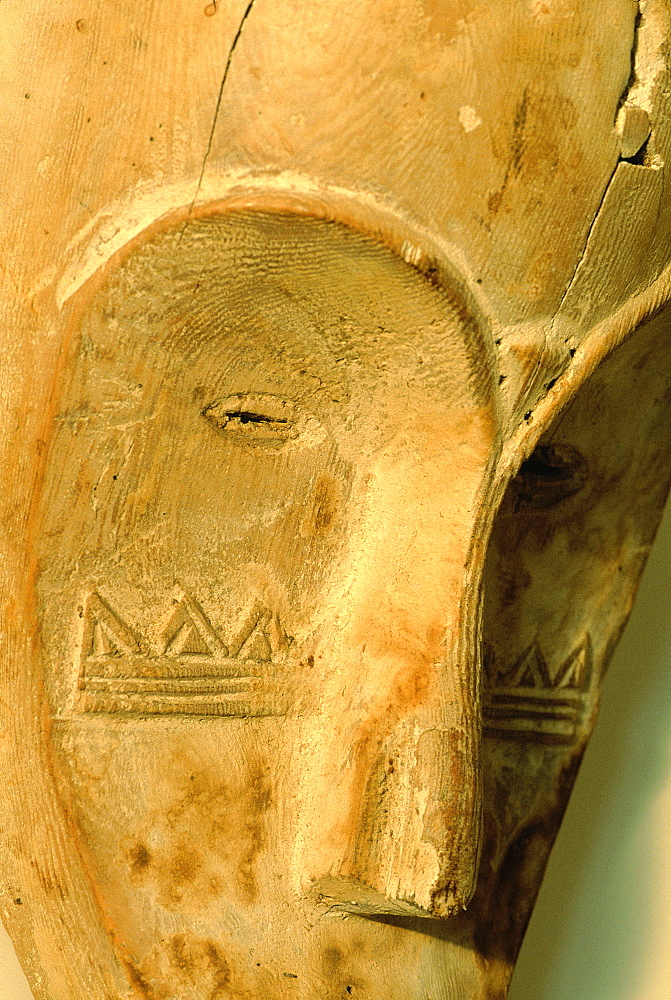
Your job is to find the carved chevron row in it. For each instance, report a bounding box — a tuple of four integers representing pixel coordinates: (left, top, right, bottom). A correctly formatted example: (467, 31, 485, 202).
(482, 637, 596, 743)
(485, 639, 591, 692)
(75, 590, 289, 718)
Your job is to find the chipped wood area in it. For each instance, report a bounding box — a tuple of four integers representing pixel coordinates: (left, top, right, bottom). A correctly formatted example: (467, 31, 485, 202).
(1, 2, 671, 999)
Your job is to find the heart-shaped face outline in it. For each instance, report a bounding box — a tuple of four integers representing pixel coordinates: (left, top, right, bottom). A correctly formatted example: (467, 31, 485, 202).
(5, 187, 671, 1000)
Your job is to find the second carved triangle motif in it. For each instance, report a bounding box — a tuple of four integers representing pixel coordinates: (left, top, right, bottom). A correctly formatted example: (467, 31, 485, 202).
(161, 594, 227, 657)
(503, 636, 591, 690)
(509, 643, 551, 687)
(553, 638, 591, 689)
(228, 604, 274, 663)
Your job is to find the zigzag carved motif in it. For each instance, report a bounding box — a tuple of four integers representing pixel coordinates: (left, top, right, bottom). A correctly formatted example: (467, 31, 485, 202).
(75, 590, 287, 718)
(483, 635, 595, 744)
(488, 638, 591, 692)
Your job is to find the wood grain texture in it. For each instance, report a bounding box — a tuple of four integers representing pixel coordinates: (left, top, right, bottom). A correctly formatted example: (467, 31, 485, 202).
(2, 3, 671, 999)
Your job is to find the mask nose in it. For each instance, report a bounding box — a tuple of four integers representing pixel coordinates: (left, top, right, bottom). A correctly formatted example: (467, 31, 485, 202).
(294, 413, 494, 918)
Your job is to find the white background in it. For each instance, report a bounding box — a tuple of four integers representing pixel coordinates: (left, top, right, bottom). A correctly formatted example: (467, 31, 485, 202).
(2, 502, 671, 1000)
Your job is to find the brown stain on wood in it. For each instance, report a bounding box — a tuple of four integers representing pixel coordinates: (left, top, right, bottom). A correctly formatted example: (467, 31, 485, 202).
(126, 763, 271, 909)
(126, 960, 156, 1000)
(302, 473, 343, 537)
(128, 842, 151, 875)
(126, 933, 231, 1000)
(319, 939, 368, 999)
(489, 82, 579, 219)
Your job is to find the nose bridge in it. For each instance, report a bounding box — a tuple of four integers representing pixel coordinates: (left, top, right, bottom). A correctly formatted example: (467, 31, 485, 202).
(295, 423, 494, 918)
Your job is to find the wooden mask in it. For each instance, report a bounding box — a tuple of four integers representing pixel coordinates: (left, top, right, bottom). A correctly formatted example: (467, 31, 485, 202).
(2, 2, 671, 998)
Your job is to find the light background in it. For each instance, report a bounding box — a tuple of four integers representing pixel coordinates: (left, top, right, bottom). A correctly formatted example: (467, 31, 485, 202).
(1, 500, 671, 1000)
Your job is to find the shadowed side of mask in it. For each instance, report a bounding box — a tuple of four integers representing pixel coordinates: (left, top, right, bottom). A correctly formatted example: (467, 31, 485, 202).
(467, 299, 671, 994)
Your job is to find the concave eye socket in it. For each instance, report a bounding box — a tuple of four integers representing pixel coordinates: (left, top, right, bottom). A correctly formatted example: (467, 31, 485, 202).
(201, 393, 297, 442)
(511, 443, 588, 510)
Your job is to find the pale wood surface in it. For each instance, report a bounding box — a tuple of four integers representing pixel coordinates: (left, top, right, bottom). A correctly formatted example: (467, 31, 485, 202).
(3, 504, 671, 1000)
(2, 3, 671, 999)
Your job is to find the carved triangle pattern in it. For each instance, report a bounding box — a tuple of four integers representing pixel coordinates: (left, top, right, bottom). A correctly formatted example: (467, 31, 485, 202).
(228, 604, 274, 662)
(75, 591, 288, 719)
(160, 593, 228, 656)
(82, 591, 142, 658)
(553, 636, 591, 689)
(486, 636, 592, 692)
(510, 643, 551, 687)
(482, 634, 595, 743)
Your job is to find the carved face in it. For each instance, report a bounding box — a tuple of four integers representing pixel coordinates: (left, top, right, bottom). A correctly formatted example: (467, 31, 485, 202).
(30, 210, 671, 998)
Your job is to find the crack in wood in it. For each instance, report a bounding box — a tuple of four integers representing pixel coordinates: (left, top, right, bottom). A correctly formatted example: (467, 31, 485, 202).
(616, 1, 643, 117)
(552, 5, 641, 323)
(552, 159, 623, 319)
(182, 0, 257, 232)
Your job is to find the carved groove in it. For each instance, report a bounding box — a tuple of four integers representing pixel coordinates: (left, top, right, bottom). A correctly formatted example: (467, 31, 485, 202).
(76, 591, 286, 717)
(483, 636, 595, 743)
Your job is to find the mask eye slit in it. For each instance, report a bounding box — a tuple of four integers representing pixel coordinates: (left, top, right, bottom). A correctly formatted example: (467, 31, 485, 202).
(201, 394, 297, 442)
(512, 443, 587, 510)
(227, 410, 289, 427)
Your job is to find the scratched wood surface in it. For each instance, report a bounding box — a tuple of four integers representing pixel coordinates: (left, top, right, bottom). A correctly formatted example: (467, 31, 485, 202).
(2, 2, 671, 999)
